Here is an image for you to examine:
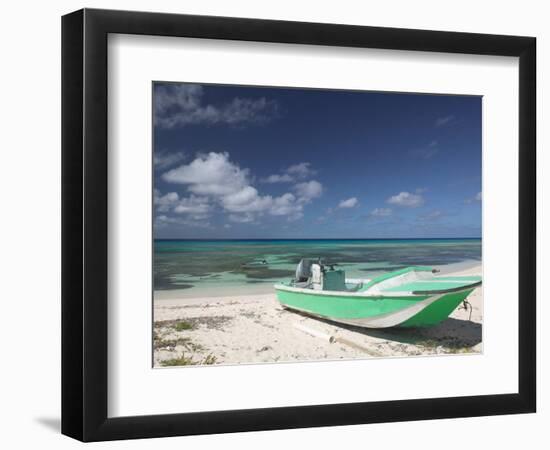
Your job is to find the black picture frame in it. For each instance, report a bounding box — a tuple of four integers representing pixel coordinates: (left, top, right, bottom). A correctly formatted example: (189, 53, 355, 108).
(62, 8, 536, 442)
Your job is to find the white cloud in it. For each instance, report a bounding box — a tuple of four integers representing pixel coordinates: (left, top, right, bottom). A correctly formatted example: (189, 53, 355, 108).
(286, 212, 304, 222)
(154, 214, 211, 229)
(262, 162, 316, 184)
(155, 84, 202, 115)
(369, 207, 392, 217)
(154, 190, 211, 216)
(271, 193, 301, 216)
(287, 162, 316, 179)
(465, 191, 482, 204)
(154, 84, 278, 128)
(435, 115, 455, 127)
(154, 191, 179, 213)
(294, 180, 323, 202)
(262, 173, 294, 184)
(387, 191, 424, 208)
(221, 97, 277, 124)
(154, 150, 186, 169)
(162, 152, 249, 196)
(338, 197, 359, 208)
(173, 197, 211, 215)
(161, 152, 321, 223)
(221, 186, 274, 213)
(410, 141, 439, 159)
(418, 210, 444, 221)
(228, 213, 256, 223)
(221, 186, 259, 207)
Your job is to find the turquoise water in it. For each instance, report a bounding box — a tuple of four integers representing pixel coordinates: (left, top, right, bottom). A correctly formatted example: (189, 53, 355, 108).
(154, 239, 481, 298)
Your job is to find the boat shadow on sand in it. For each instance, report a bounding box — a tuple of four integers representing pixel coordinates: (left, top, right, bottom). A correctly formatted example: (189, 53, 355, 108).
(292, 311, 482, 349)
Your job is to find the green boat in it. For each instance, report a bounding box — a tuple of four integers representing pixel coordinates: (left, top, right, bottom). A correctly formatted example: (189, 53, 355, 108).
(274, 259, 481, 328)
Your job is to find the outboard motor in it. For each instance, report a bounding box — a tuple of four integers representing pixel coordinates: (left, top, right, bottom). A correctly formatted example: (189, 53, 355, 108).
(295, 259, 313, 282)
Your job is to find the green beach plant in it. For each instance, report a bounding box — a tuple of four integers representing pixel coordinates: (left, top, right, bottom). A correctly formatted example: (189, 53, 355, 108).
(160, 354, 195, 366)
(173, 320, 194, 331)
(160, 352, 217, 367)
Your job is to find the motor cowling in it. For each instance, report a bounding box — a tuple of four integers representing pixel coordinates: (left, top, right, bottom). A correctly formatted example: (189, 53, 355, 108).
(295, 259, 313, 282)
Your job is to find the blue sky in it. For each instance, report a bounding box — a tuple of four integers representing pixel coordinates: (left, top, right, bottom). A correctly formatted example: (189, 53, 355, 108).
(153, 82, 481, 239)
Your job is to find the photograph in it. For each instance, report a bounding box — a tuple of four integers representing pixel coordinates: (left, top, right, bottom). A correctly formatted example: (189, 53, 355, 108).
(152, 82, 483, 367)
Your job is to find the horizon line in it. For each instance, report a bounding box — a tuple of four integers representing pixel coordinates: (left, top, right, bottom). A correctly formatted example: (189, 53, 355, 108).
(154, 237, 482, 241)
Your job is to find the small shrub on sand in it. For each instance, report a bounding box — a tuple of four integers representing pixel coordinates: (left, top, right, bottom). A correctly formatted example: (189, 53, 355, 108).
(202, 354, 217, 365)
(160, 353, 217, 367)
(154, 336, 204, 351)
(173, 320, 194, 331)
(161, 354, 195, 366)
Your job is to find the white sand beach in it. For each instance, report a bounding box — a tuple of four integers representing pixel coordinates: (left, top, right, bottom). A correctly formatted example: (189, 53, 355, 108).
(153, 264, 482, 367)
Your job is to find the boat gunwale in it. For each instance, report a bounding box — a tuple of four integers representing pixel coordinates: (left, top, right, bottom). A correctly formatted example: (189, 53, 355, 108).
(274, 280, 480, 298)
(411, 281, 481, 295)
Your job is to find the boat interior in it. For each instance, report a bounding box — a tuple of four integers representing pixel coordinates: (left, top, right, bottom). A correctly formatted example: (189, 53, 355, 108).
(290, 259, 481, 295)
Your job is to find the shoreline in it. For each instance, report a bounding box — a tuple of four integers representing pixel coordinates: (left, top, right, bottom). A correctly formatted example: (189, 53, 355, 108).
(154, 258, 482, 301)
(153, 263, 482, 367)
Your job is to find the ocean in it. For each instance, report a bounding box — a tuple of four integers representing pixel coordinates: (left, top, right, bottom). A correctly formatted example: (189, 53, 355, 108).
(154, 238, 481, 299)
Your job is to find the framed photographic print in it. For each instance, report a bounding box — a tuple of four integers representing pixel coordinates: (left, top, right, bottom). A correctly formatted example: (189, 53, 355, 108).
(62, 8, 536, 442)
